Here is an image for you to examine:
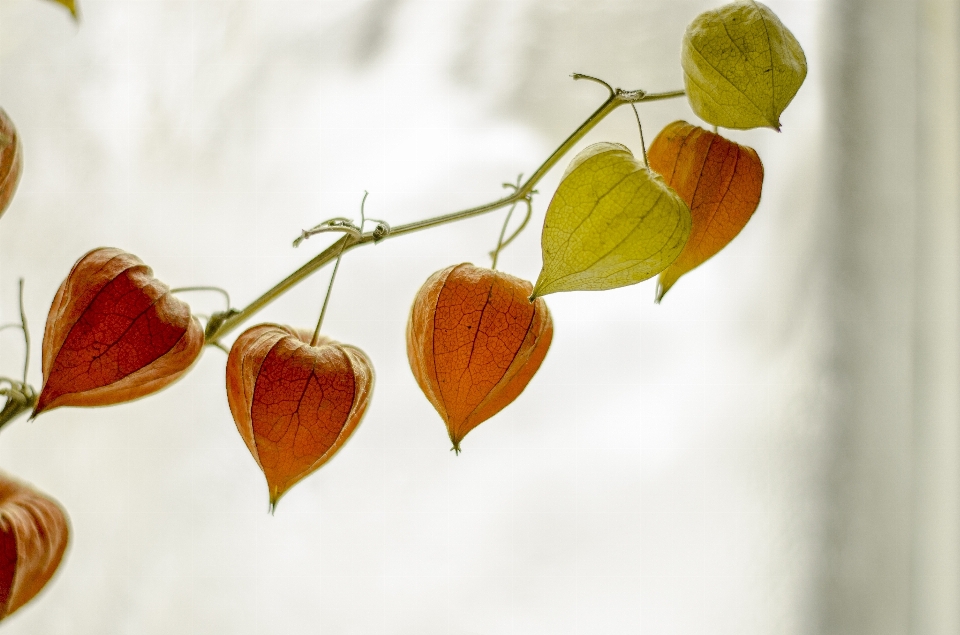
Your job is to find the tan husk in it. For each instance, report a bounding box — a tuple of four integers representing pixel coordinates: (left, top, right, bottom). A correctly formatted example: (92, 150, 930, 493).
(0, 471, 69, 620)
(0, 108, 22, 220)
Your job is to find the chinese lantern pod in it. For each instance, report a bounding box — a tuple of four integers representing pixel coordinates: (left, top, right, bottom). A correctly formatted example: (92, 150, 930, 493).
(681, 0, 806, 130)
(531, 142, 691, 298)
(647, 120, 764, 300)
(0, 471, 69, 621)
(226, 324, 374, 508)
(34, 247, 204, 415)
(407, 264, 553, 451)
(0, 108, 22, 221)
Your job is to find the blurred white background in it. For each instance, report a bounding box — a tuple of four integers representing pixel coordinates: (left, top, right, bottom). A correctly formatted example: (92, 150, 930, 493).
(0, 0, 955, 634)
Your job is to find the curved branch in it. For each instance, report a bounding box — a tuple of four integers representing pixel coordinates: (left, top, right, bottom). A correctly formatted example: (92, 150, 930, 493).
(204, 84, 685, 344)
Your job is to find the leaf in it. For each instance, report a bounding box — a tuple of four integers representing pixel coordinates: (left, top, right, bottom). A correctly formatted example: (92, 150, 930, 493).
(648, 121, 763, 301)
(681, 0, 806, 130)
(531, 142, 691, 298)
(0, 109, 23, 221)
(43, 0, 78, 20)
(0, 471, 69, 621)
(226, 324, 374, 509)
(34, 247, 205, 415)
(407, 264, 553, 452)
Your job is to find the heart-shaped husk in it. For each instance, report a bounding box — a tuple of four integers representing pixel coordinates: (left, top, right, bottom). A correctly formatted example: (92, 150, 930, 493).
(34, 247, 204, 415)
(226, 324, 374, 509)
(531, 142, 691, 297)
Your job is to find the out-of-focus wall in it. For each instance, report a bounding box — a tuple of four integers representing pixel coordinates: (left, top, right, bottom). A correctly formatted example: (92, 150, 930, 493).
(815, 1, 960, 634)
(0, 1, 834, 634)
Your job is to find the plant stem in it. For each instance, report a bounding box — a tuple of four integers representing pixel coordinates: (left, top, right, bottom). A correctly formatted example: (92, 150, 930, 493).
(310, 247, 345, 347)
(170, 286, 232, 310)
(494, 198, 533, 256)
(204, 85, 685, 344)
(489, 175, 526, 271)
(630, 103, 649, 168)
(0, 279, 36, 430)
(18, 279, 28, 385)
(490, 202, 517, 271)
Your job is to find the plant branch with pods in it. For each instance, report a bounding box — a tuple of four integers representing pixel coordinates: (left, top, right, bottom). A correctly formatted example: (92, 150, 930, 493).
(202, 79, 687, 346)
(0, 0, 806, 622)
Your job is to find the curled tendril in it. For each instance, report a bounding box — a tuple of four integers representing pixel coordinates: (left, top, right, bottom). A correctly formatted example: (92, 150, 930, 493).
(355, 192, 390, 242)
(169, 286, 232, 311)
(293, 218, 363, 247)
(493, 197, 533, 255)
(490, 174, 536, 270)
(571, 73, 615, 97)
(365, 219, 391, 243)
(294, 192, 392, 247)
(570, 74, 647, 103)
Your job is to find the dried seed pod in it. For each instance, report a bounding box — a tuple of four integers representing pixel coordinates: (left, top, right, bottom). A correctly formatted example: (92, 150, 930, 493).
(647, 120, 764, 300)
(34, 247, 204, 415)
(681, 0, 807, 130)
(0, 108, 23, 220)
(226, 324, 374, 508)
(0, 471, 69, 621)
(407, 264, 553, 452)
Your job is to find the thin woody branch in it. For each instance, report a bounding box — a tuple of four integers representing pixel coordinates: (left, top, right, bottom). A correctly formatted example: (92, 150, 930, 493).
(204, 83, 685, 345)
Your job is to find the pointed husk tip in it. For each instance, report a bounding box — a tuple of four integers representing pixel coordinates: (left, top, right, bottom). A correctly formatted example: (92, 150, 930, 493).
(30, 397, 52, 420)
(268, 485, 285, 514)
(655, 279, 669, 304)
(449, 430, 463, 455)
(529, 275, 550, 301)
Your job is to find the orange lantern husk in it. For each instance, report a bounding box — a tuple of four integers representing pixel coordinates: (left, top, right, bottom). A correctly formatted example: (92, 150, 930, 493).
(34, 247, 204, 415)
(0, 108, 22, 220)
(0, 471, 69, 621)
(647, 120, 764, 301)
(407, 264, 553, 452)
(226, 324, 374, 509)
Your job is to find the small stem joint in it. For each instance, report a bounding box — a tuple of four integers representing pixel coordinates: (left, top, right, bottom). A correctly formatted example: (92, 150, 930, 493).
(0, 379, 36, 428)
(205, 308, 241, 345)
(294, 217, 390, 246)
(617, 89, 648, 102)
(0, 278, 35, 428)
(370, 221, 390, 243)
